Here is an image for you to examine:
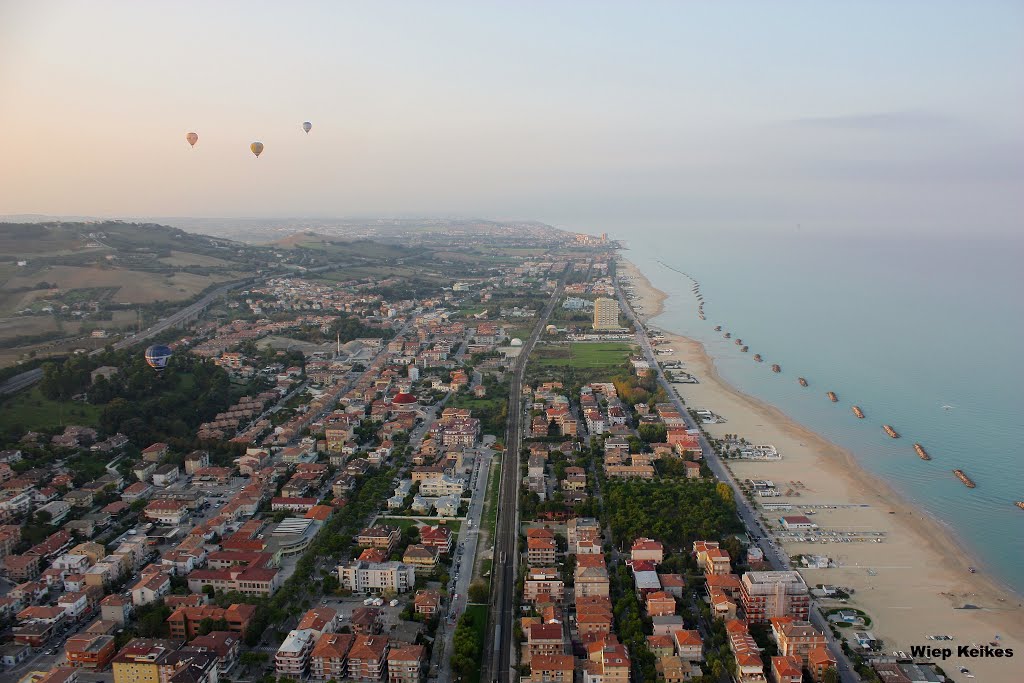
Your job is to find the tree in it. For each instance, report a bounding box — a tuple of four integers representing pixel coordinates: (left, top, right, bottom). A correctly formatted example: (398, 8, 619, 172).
(822, 667, 840, 683)
(467, 580, 489, 604)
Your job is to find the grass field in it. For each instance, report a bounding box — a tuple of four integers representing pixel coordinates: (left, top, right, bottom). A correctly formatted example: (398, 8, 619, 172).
(158, 250, 232, 267)
(483, 455, 501, 539)
(532, 342, 635, 369)
(450, 393, 506, 414)
(0, 387, 102, 431)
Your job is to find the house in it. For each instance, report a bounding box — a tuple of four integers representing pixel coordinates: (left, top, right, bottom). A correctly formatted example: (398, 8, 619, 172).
(151, 464, 180, 487)
(100, 594, 132, 624)
(807, 645, 838, 681)
(772, 655, 804, 683)
(703, 548, 731, 575)
(357, 525, 401, 555)
(402, 545, 440, 570)
(524, 568, 565, 603)
(141, 443, 169, 462)
(184, 450, 211, 475)
(64, 634, 117, 669)
(645, 591, 675, 617)
(418, 525, 453, 554)
(297, 607, 339, 635)
(413, 590, 441, 617)
(672, 630, 704, 662)
(655, 655, 697, 683)
(130, 570, 171, 606)
(630, 538, 664, 564)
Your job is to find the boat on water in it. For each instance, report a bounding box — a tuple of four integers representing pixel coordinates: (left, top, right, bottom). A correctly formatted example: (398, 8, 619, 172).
(771, 364, 781, 373)
(914, 443, 931, 461)
(1016, 501, 1024, 510)
(724, 332, 731, 338)
(714, 325, 722, 331)
(852, 406, 865, 418)
(741, 346, 748, 352)
(753, 354, 763, 362)
(883, 424, 900, 438)
(827, 391, 838, 402)
(798, 377, 808, 387)
(735, 339, 742, 345)
(953, 469, 975, 488)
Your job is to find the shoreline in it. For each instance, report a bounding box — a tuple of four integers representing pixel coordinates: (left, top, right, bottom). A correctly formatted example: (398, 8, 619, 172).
(618, 255, 1023, 680)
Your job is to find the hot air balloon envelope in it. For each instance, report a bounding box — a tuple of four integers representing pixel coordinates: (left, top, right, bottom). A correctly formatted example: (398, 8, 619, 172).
(186, 132, 198, 147)
(303, 121, 312, 133)
(250, 142, 264, 157)
(145, 344, 173, 371)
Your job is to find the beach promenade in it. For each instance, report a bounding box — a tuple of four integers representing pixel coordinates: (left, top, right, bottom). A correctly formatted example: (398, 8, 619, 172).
(618, 257, 1023, 683)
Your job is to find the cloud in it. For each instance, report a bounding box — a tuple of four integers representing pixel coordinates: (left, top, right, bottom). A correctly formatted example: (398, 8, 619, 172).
(786, 110, 961, 130)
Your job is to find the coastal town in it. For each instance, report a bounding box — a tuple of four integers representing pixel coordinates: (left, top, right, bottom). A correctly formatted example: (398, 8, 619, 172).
(0, 221, 1018, 683)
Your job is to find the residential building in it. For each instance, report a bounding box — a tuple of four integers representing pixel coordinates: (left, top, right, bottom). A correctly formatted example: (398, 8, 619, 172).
(167, 603, 256, 640)
(188, 631, 241, 676)
(772, 656, 804, 683)
(310, 633, 354, 681)
(337, 561, 415, 594)
(348, 635, 389, 681)
(275, 628, 317, 678)
(64, 634, 116, 669)
(527, 654, 574, 683)
(739, 571, 810, 623)
(770, 618, 828, 664)
(111, 638, 179, 683)
(387, 645, 425, 683)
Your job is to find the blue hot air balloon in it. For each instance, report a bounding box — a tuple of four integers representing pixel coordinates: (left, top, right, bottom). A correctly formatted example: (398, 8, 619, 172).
(144, 344, 173, 372)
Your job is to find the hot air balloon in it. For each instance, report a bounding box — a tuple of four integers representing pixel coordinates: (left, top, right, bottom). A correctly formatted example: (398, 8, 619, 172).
(302, 121, 312, 134)
(185, 132, 198, 147)
(144, 344, 173, 372)
(250, 142, 264, 158)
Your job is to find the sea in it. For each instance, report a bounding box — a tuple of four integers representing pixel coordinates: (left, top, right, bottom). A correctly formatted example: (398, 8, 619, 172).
(618, 228, 1024, 596)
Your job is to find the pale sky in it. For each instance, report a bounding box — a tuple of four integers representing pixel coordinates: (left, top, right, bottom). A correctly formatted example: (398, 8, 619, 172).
(1, 1, 1022, 236)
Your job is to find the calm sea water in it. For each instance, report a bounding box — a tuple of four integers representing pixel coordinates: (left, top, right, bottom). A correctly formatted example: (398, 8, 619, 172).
(621, 229, 1024, 595)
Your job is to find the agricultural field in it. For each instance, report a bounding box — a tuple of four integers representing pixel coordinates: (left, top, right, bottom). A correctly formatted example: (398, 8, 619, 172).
(4, 265, 236, 304)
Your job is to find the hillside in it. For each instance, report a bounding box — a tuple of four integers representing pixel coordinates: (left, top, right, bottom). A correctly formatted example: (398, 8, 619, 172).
(0, 221, 274, 366)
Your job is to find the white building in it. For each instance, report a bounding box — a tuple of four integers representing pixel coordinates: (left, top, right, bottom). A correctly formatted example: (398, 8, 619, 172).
(337, 561, 415, 594)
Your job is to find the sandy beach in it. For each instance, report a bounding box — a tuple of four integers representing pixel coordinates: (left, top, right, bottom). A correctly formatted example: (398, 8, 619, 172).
(619, 258, 1023, 682)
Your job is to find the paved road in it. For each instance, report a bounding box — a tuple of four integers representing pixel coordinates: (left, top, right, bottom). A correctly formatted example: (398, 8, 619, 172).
(429, 447, 494, 683)
(486, 273, 566, 683)
(615, 274, 859, 683)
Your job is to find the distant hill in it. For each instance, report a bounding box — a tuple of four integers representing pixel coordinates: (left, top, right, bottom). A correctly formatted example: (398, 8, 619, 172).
(0, 221, 274, 366)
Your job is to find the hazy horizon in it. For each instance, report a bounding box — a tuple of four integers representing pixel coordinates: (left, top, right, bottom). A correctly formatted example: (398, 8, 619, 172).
(2, 1, 1022, 237)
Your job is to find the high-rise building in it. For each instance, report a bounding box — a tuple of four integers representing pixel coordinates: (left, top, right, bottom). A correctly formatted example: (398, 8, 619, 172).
(739, 571, 810, 623)
(593, 298, 620, 330)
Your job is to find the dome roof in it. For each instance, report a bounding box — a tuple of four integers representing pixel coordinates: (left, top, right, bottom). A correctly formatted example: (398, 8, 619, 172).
(392, 392, 417, 404)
